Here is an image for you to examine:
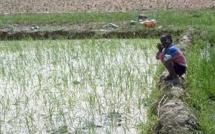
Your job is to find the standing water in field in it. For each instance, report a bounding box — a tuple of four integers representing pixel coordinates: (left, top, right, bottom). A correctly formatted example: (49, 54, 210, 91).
(0, 39, 158, 134)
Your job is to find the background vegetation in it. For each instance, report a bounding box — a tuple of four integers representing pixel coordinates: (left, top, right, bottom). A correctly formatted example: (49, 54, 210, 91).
(185, 31, 215, 133)
(0, 9, 214, 29)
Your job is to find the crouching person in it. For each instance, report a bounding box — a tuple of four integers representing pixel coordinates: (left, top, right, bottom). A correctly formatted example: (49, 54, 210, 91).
(156, 33, 187, 80)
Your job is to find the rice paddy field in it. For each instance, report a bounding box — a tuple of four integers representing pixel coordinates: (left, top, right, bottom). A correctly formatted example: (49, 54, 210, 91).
(0, 39, 158, 133)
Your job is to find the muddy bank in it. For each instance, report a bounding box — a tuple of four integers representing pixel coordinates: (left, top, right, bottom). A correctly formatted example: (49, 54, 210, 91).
(0, 29, 184, 40)
(149, 73, 200, 134)
(149, 29, 202, 134)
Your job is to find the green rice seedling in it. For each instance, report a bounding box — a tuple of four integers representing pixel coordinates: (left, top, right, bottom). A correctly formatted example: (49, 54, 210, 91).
(0, 39, 158, 133)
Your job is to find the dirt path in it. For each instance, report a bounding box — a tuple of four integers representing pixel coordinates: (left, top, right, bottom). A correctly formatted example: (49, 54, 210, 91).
(0, 0, 214, 14)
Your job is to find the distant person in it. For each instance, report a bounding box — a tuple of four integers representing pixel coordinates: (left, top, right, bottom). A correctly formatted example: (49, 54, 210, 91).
(156, 33, 187, 80)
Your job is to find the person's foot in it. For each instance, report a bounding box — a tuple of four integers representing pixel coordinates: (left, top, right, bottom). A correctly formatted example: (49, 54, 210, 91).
(163, 75, 179, 81)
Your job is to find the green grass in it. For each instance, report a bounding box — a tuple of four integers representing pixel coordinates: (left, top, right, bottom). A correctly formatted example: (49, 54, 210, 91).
(149, 9, 215, 29)
(0, 12, 139, 23)
(0, 9, 214, 30)
(185, 32, 215, 134)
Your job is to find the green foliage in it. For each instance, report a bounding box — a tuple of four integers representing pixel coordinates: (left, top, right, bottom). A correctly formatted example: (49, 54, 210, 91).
(186, 36, 215, 133)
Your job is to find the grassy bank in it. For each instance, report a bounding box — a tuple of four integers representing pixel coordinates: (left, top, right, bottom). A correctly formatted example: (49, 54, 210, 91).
(0, 9, 214, 41)
(0, 9, 214, 30)
(0, 12, 138, 23)
(141, 31, 215, 134)
(185, 31, 215, 134)
(141, 29, 215, 134)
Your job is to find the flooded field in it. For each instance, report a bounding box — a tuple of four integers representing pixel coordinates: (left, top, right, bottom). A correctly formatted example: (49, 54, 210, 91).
(0, 39, 158, 134)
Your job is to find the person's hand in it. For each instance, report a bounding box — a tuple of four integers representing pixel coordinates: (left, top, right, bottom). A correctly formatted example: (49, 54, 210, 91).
(156, 43, 164, 52)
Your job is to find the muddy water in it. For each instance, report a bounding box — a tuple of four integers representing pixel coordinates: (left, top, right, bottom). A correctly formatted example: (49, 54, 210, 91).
(0, 39, 158, 134)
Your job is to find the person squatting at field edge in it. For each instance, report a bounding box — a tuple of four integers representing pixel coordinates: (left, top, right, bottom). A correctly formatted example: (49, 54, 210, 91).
(156, 33, 187, 80)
